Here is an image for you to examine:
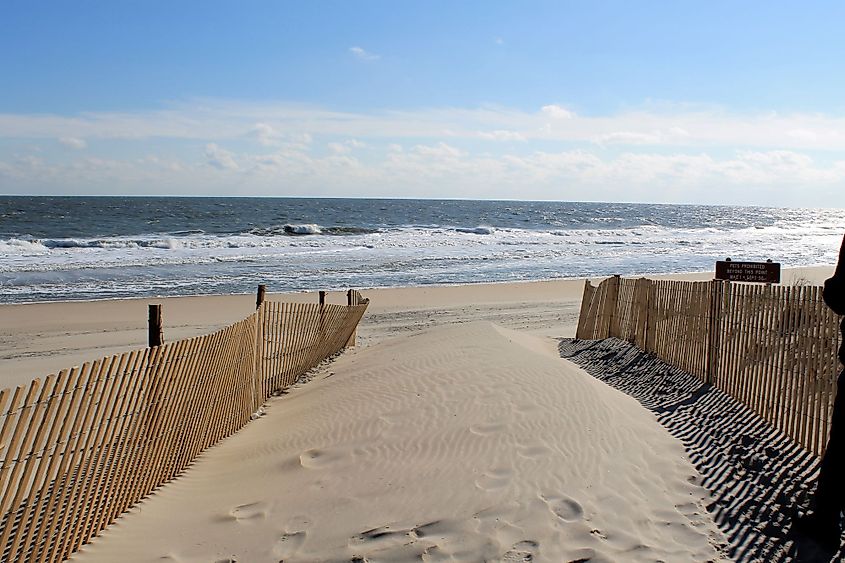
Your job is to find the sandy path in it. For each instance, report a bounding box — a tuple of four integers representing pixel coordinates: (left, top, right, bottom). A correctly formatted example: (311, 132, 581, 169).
(70, 321, 727, 562)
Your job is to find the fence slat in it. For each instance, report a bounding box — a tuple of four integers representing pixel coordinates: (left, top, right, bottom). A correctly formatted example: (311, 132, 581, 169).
(92, 348, 151, 532)
(34, 364, 93, 563)
(61, 355, 123, 555)
(8, 370, 71, 561)
(77, 351, 141, 543)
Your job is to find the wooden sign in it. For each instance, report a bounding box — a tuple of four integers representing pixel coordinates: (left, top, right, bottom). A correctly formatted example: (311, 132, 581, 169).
(715, 259, 781, 283)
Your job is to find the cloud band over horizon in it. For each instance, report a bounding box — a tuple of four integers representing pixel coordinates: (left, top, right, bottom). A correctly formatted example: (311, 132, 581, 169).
(1, 99, 844, 207)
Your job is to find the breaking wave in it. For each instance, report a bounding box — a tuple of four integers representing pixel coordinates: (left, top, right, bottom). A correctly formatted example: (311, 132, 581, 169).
(455, 226, 495, 235)
(246, 224, 380, 236)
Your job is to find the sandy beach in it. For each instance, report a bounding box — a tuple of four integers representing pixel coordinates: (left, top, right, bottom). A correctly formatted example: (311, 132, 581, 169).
(0, 265, 835, 561)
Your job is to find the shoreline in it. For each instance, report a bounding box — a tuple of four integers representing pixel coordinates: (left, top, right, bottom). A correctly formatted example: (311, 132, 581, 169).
(1, 265, 835, 389)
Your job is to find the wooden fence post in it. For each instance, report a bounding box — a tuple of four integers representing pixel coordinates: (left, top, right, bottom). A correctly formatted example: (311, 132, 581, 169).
(604, 275, 621, 338)
(256, 284, 266, 310)
(148, 304, 163, 348)
(318, 291, 327, 344)
(254, 285, 266, 409)
(346, 289, 357, 347)
(576, 279, 592, 339)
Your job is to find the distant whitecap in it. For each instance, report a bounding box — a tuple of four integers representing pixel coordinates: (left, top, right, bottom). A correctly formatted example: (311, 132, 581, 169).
(283, 224, 322, 235)
(455, 226, 495, 235)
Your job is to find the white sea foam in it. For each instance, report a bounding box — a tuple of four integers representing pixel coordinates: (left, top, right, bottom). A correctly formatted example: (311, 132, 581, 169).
(0, 238, 50, 255)
(1, 221, 842, 302)
(455, 226, 495, 235)
(284, 223, 322, 235)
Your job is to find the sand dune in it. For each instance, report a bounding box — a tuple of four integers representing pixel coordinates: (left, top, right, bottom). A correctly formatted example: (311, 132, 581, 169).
(70, 321, 726, 562)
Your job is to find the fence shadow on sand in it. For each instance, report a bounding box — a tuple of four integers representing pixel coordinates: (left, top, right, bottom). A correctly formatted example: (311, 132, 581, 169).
(559, 337, 833, 563)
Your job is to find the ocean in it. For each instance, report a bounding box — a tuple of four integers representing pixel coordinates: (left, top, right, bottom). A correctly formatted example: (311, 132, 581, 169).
(1, 196, 843, 303)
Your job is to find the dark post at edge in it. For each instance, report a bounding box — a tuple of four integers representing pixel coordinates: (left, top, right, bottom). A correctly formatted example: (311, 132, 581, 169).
(256, 284, 266, 309)
(319, 291, 326, 305)
(347, 289, 353, 306)
(148, 304, 163, 347)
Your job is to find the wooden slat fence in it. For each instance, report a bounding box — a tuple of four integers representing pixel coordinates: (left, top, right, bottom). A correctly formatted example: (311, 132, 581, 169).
(0, 292, 368, 563)
(576, 277, 842, 457)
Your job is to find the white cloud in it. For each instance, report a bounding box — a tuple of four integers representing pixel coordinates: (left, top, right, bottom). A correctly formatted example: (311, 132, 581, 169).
(290, 132, 313, 148)
(328, 139, 366, 154)
(248, 122, 281, 145)
(412, 142, 465, 159)
(478, 130, 526, 141)
(59, 137, 87, 149)
(5, 141, 845, 206)
(5, 100, 845, 152)
(541, 105, 575, 120)
(204, 143, 238, 170)
(350, 46, 380, 61)
(667, 127, 690, 138)
(591, 127, 697, 146)
(5, 98, 845, 205)
(327, 142, 349, 154)
(592, 131, 662, 146)
(788, 129, 818, 143)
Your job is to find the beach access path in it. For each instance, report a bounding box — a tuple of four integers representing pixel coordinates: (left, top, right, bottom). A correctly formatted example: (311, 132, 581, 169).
(64, 319, 728, 562)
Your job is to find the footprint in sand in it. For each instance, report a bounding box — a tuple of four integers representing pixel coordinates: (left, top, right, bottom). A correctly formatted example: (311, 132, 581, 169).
(590, 528, 608, 540)
(541, 495, 583, 522)
(474, 468, 512, 491)
(299, 448, 344, 469)
(516, 444, 551, 458)
(567, 548, 597, 562)
(469, 422, 506, 435)
(272, 530, 307, 558)
(228, 501, 268, 521)
(349, 525, 412, 549)
(412, 519, 452, 540)
(502, 540, 540, 562)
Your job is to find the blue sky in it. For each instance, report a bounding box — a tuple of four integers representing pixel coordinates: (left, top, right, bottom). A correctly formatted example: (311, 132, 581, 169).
(2, 1, 845, 206)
